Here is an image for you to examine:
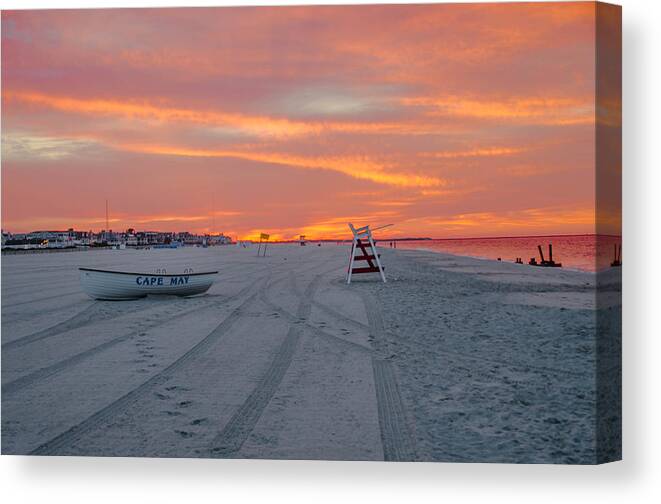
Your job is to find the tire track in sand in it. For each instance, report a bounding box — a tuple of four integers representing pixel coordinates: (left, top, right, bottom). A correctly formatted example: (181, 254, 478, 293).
(361, 291, 418, 461)
(2, 302, 145, 351)
(260, 274, 373, 357)
(2, 290, 83, 308)
(261, 271, 416, 460)
(208, 274, 321, 457)
(312, 285, 585, 379)
(2, 295, 237, 396)
(29, 276, 267, 456)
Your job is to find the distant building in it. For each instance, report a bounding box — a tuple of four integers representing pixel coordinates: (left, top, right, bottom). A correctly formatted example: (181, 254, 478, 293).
(2, 226, 233, 251)
(21, 230, 75, 248)
(125, 233, 138, 246)
(207, 233, 232, 245)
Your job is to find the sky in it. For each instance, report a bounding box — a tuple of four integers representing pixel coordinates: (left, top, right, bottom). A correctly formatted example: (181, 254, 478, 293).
(1, 3, 620, 240)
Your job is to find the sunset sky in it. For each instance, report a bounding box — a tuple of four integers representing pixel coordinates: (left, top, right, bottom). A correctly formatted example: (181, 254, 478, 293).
(1, 3, 617, 240)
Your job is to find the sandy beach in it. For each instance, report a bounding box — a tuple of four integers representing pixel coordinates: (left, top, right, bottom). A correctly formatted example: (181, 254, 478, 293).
(1, 244, 621, 463)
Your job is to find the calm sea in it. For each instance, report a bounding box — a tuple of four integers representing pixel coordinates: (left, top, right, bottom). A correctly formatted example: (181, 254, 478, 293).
(394, 235, 621, 272)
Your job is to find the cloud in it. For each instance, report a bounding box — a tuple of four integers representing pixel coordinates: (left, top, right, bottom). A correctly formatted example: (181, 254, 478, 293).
(3, 90, 316, 139)
(3, 90, 450, 139)
(114, 142, 445, 188)
(404, 96, 595, 125)
(240, 211, 399, 241)
(1, 133, 99, 161)
(422, 146, 527, 159)
(131, 211, 242, 225)
(414, 207, 595, 232)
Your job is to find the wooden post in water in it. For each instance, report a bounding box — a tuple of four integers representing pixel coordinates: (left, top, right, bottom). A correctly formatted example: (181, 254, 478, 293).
(611, 243, 622, 267)
(531, 243, 561, 267)
(537, 245, 545, 263)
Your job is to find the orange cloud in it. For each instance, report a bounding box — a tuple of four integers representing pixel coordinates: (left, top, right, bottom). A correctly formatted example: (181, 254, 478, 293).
(3, 90, 315, 138)
(414, 207, 595, 232)
(115, 143, 445, 188)
(296, 212, 400, 240)
(370, 200, 414, 207)
(239, 211, 399, 241)
(4, 90, 447, 138)
(136, 215, 206, 223)
(404, 96, 595, 125)
(240, 230, 289, 242)
(423, 146, 527, 159)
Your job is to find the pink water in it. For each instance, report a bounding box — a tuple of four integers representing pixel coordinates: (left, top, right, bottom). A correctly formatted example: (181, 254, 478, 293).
(394, 235, 621, 272)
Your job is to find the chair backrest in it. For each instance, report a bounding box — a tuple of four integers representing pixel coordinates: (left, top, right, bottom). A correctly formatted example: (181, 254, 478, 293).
(348, 222, 370, 238)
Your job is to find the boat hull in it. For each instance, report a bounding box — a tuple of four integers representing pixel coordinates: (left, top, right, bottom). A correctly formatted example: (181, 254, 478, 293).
(79, 268, 218, 300)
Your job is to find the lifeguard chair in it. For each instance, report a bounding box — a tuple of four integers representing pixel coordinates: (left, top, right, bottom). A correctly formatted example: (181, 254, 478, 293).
(346, 223, 386, 284)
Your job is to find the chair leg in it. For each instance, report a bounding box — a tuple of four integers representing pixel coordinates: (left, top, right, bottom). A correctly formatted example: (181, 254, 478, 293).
(347, 239, 357, 284)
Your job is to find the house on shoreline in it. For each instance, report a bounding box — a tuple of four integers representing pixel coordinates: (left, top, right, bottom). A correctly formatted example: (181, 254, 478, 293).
(2, 228, 233, 251)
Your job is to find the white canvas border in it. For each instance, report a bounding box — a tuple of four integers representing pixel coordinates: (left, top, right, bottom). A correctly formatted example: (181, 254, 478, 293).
(1, 1, 658, 503)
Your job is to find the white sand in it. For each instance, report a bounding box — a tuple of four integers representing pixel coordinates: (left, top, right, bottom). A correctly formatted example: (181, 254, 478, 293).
(0, 244, 620, 463)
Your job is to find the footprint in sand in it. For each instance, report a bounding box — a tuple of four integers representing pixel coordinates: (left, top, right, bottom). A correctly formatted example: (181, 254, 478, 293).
(165, 385, 191, 392)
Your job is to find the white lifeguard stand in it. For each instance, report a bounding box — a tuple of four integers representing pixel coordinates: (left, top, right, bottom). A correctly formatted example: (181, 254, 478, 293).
(346, 223, 387, 284)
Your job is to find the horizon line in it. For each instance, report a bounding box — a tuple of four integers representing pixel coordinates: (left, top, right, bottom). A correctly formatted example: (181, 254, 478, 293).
(267, 233, 621, 243)
(2, 229, 621, 241)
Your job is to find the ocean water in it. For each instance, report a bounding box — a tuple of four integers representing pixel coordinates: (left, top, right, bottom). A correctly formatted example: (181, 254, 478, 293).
(394, 235, 622, 272)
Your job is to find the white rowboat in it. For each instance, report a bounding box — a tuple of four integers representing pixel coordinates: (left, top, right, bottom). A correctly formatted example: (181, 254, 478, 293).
(79, 267, 218, 300)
